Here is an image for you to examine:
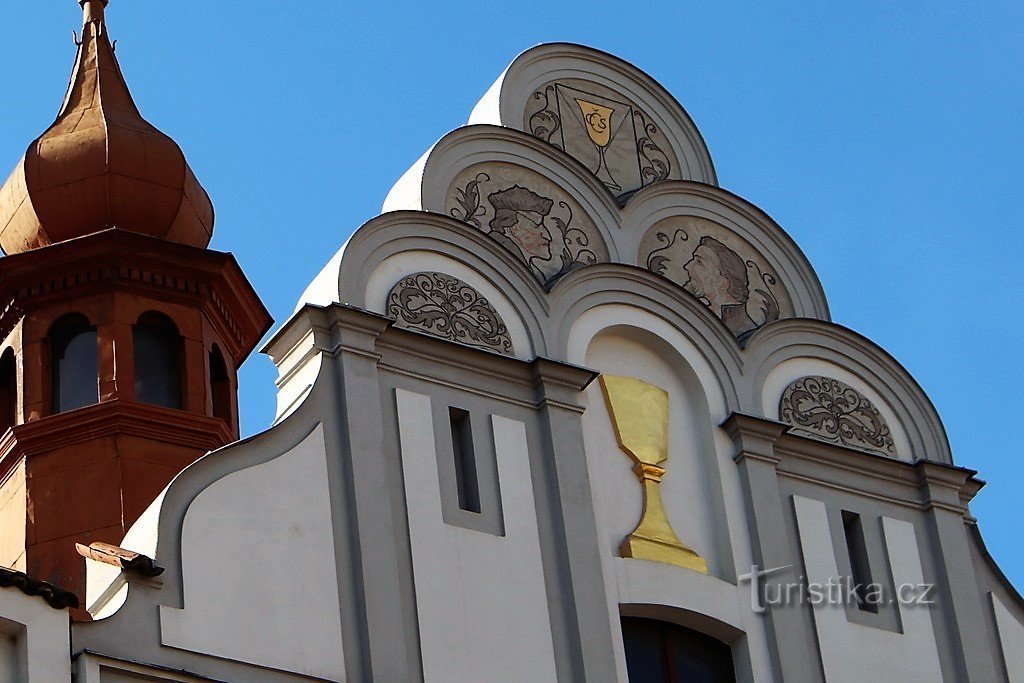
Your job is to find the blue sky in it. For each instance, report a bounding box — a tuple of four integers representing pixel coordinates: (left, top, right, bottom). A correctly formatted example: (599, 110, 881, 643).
(4, 2, 1022, 586)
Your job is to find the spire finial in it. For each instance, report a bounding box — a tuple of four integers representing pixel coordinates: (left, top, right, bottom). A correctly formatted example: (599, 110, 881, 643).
(79, 0, 108, 24)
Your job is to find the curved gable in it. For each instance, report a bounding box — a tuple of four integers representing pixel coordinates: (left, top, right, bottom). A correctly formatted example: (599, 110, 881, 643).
(470, 43, 717, 190)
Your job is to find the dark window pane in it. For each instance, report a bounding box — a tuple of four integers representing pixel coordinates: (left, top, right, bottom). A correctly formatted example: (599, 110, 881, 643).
(134, 314, 182, 409)
(623, 617, 668, 682)
(209, 345, 231, 422)
(622, 617, 736, 683)
(50, 315, 98, 413)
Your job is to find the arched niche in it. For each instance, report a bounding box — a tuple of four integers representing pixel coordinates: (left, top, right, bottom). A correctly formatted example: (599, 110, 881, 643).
(582, 327, 718, 571)
(551, 265, 744, 401)
(469, 42, 718, 189)
(570, 315, 736, 582)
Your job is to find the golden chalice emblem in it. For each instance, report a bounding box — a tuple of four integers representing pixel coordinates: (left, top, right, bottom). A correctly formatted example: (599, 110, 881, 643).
(600, 374, 707, 573)
(575, 98, 621, 192)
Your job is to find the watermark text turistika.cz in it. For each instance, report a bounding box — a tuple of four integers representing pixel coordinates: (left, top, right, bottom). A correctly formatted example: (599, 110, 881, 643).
(738, 565, 935, 614)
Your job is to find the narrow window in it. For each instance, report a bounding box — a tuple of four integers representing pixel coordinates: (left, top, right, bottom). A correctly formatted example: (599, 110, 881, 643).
(0, 348, 15, 431)
(50, 314, 99, 414)
(133, 312, 183, 409)
(449, 407, 481, 513)
(842, 511, 878, 612)
(209, 345, 232, 423)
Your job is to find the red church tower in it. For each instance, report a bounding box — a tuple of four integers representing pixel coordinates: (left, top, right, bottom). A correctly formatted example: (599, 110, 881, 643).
(0, 0, 271, 607)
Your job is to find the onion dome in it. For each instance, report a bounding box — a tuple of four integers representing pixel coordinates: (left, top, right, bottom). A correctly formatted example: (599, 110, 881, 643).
(0, 0, 214, 255)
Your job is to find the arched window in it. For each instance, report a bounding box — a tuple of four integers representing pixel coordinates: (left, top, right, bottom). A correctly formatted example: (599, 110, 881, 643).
(133, 312, 183, 409)
(208, 344, 231, 423)
(621, 617, 736, 683)
(0, 348, 16, 431)
(50, 314, 99, 414)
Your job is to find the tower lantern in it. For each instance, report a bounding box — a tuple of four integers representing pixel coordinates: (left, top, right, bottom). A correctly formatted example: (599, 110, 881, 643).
(0, 1, 271, 608)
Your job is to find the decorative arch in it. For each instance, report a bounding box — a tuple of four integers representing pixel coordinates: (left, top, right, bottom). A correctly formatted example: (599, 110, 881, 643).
(745, 319, 952, 463)
(624, 181, 829, 330)
(331, 211, 547, 358)
(48, 312, 98, 414)
(384, 126, 619, 283)
(551, 263, 744, 405)
(469, 42, 718, 188)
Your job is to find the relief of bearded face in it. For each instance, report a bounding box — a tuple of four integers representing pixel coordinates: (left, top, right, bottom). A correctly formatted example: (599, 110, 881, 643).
(682, 237, 749, 310)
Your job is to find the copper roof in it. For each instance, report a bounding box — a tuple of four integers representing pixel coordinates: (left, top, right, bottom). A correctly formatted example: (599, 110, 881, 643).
(0, 566, 79, 610)
(0, 0, 214, 255)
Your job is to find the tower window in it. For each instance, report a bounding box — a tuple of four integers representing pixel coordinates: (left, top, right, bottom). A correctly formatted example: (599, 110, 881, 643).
(0, 348, 15, 431)
(50, 313, 99, 414)
(133, 312, 183, 409)
(209, 344, 231, 423)
(622, 617, 736, 683)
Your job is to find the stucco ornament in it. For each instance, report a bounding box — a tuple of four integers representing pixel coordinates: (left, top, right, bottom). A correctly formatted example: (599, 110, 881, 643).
(779, 376, 897, 456)
(640, 216, 792, 339)
(448, 164, 606, 287)
(386, 272, 514, 355)
(525, 79, 676, 196)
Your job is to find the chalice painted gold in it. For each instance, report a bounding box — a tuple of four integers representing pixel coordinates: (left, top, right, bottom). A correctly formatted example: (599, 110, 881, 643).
(574, 98, 621, 192)
(599, 374, 708, 573)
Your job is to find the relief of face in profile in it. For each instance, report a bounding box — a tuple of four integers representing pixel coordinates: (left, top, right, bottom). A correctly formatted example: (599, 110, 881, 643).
(683, 236, 759, 338)
(487, 185, 555, 266)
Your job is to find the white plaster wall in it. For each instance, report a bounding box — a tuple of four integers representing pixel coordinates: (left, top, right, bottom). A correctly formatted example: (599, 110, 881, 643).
(395, 389, 558, 683)
(0, 588, 70, 682)
(761, 358, 913, 461)
(159, 425, 345, 681)
(992, 592, 1024, 682)
(366, 251, 534, 359)
(272, 334, 323, 423)
(792, 495, 942, 682)
(86, 486, 169, 620)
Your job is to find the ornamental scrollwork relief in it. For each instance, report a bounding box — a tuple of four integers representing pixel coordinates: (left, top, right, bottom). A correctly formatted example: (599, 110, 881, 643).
(386, 272, 514, 355)
(779, 376, 897, 456)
